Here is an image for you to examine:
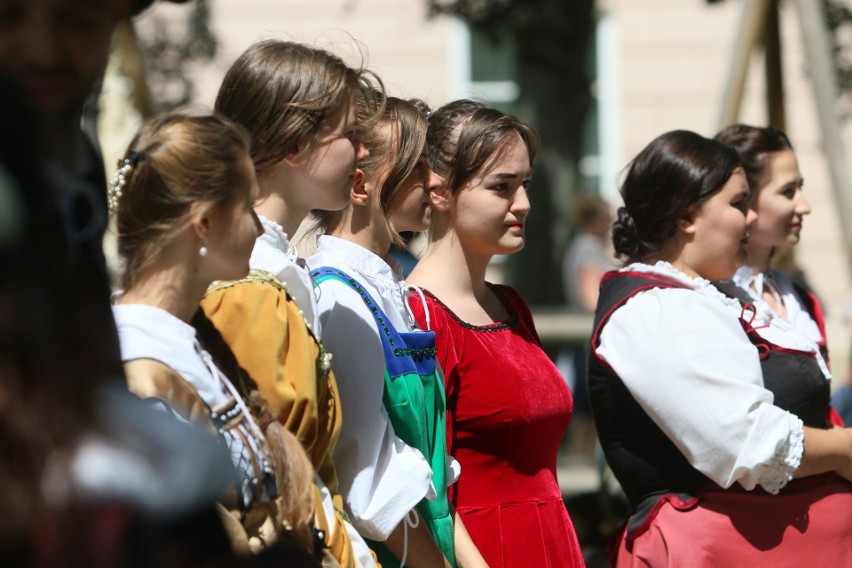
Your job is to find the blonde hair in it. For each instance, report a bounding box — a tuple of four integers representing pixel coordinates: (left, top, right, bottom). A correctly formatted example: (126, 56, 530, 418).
(215, 40, 385, 175)
(114, 111, 252, 290)
(314, 96, 428, 245)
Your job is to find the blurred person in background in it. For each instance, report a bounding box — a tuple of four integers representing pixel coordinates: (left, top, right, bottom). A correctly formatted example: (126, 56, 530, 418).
(0, 69, 243, 568)
(559, 194, 615, 457)
(563, 194, 614, 314)
(0, 0, 190, 381)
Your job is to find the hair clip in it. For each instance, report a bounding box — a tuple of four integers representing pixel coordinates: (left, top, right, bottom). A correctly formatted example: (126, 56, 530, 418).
(107, 150, 144, 213)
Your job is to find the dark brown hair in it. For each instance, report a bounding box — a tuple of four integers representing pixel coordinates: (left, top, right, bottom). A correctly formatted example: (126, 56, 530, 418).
(714, 124, 793, 194)
(214, 40, 385, 175)
(427, 99, 540, 194)
(114, 111, 252, 290)
(613, 130, 742, 264)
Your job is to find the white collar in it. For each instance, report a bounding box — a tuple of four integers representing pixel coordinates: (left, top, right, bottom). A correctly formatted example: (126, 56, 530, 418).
(316, 235, 402, 285)
(112, 303, 229, 406)
(621, 261, 743, 312)
(625, 263, 823, 361)
(257, 214, 297, 260)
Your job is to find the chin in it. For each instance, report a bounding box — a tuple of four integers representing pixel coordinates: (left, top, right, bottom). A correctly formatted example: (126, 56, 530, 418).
(498, 240, 525, 256)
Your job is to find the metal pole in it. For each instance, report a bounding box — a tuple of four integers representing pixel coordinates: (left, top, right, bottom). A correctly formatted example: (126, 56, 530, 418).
(793, 0, 852, 275)
(718, 0, 773, 129)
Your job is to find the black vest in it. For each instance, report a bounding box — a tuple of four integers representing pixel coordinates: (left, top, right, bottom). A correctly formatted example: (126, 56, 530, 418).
(587, 272, 831, 524)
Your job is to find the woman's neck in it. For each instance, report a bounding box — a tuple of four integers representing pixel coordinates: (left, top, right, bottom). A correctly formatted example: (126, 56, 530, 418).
(328, 207, 392, 259)
(255, 168, 310, 236)
(746, 241, 774, 274)
(254, 192, 305, 238)
(119, 262, 206, 323)
(408, 233, 491, 302)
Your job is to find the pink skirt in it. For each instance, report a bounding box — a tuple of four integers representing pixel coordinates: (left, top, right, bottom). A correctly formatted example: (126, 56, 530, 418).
(613, 475, 852, 567)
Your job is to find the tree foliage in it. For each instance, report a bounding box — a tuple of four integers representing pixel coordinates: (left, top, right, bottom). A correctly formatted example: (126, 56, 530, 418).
(136, 0, 217, 113)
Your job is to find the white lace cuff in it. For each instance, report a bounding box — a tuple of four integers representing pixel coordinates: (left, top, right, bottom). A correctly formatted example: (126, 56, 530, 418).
(758, 414, 804, 494)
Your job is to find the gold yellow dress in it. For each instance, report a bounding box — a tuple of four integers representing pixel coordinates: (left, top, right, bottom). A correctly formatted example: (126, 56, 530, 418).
(201, 266, 359, 568)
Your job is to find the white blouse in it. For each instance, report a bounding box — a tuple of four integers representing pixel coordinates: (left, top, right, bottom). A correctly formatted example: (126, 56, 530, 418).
(112, 303, 274, 510)
(250, 215, 322, 336)
(595, 262, 818, 494)
(733, 266, 825, 349)
(307, 236, 436, 541)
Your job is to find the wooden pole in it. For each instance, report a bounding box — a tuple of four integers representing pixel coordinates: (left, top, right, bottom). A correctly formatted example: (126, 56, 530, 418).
(793, 0, 852, 275)
(763, 0, 785, 130)
(115, 20, 154, 119)
(719, 0, 773, 129)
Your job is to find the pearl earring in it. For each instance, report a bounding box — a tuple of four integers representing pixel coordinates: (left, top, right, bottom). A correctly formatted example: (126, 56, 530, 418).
(199, 239, 208, 257)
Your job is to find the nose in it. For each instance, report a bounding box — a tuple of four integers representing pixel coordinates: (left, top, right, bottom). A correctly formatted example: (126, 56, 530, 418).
(426, 169, 445, 194)
(745, 206, 758, 228)
(354, 140, 369, 164)
(794, 190, 812, 216)
(512, 186, 531, 218)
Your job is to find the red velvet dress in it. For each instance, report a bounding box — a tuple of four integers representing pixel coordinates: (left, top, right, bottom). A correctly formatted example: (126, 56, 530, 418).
(408, 284, 585, 568)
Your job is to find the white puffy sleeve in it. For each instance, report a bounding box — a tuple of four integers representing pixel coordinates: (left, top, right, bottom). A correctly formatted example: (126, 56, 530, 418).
(316, 280, 435, 541)
(595, 287, 804, 493)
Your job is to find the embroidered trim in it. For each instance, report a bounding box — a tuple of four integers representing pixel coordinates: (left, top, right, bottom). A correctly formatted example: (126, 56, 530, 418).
(206, 269, 332, 378)
(420, 285, 519, 332)
(312, 268, 436, 360)
(207, 269, 291, 295)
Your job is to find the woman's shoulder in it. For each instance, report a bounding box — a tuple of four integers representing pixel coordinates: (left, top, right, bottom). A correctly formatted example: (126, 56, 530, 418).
(203, 270, 309, 325)
(409, 286, 458, 318)
(488, 282, 533, 322)
(489, 282, 525, 305)
(406, 286, 458, 332)
(123, 359, 212, 425)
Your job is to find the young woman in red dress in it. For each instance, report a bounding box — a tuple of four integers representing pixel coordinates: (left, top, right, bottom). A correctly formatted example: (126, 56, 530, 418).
(407, 100, 585, 568)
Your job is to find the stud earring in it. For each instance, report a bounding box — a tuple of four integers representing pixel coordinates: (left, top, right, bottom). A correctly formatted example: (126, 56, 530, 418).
(199, 239, 208, 257)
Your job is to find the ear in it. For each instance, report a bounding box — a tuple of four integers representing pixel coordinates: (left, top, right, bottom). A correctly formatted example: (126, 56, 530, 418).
(189, 201, 212, 241)
(282, 139, 307, 168)
(350, 169, 369, 207)
(429, 183, 452, 213)
(677, 207, 698, 237)
(282, 149, 302, 168)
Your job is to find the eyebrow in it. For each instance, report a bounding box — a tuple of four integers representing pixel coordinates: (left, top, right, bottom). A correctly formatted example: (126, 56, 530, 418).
(485, 171, 532, 180)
